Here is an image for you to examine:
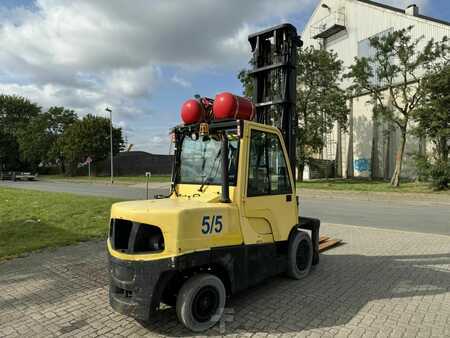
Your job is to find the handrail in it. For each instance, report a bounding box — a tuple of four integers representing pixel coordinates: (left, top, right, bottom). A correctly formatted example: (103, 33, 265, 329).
(311, 7, 346, 39)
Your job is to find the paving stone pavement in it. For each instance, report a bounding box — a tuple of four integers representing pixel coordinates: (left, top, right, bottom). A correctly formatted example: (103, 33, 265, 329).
(0, 223, 449, 338)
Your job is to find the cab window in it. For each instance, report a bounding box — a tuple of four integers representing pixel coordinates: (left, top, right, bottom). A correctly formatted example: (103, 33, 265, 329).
(179, 132, 239, 186)
(247, 130, 292, 196)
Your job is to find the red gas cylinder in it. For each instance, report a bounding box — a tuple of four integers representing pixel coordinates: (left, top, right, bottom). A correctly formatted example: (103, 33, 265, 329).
(213, 92, 255, 121)
(181, 99, 203, 124)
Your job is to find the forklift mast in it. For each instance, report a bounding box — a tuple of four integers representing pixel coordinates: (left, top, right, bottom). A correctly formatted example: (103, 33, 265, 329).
(248, 24, 302, 180)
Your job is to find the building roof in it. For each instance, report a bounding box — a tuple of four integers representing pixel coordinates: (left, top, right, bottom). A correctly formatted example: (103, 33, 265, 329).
(358, 0, 450, 27)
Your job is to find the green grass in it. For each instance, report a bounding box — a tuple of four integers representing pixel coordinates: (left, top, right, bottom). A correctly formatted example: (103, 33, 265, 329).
(42, 174, 171, 184)
(0, 187, 121, 260)
(296, 179, 449, 194)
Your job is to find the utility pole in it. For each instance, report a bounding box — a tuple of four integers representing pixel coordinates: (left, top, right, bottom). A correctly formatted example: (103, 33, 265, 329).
(105, 107, 114, 184)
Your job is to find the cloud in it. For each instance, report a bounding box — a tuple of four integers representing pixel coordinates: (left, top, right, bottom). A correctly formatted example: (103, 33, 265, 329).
(171, 75, 191, 88)
(0, 0, 309, 76)
(0, 0, 315, 152)
(107, 65, 161, 97)
(220, 23, 257, 61)
(125, 127, 173, 154)
(0, 82, 102, 112)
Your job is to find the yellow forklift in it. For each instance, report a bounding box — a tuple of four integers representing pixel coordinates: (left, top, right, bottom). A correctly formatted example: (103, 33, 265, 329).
(107, 24, 320, 332)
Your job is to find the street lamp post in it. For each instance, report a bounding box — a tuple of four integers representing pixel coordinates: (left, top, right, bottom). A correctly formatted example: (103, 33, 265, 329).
(105, 107, 114, 184)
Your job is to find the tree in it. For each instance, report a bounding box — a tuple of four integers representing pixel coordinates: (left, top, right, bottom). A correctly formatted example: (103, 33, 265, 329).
(238, 47, 349, 180)
(16, 114, 51, 171)
(237, 69, 254, 98)
(0, 94, 41, 135)
(46, 107, 77, 173)
(15, 106, 77, 172)
(0, 94, 41, 170)
(0, 95, 77, 172)
(347, 26, 444, 187)
(296, 47, 349, 180)
(60, 114, 125, 175)
(0, 130, 20, 171)
(413, 63, 450, 189)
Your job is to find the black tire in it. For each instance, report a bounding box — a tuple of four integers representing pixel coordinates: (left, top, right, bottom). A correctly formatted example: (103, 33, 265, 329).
(287, 230, 313, 280)
(176, 273, 226, 332)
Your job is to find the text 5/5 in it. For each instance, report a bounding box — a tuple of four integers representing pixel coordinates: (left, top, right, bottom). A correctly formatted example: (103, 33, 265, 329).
(201, 215, 223, 234)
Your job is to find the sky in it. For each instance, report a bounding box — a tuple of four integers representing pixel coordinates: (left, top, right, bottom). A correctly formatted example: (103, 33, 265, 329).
(0, 0, 449, 154)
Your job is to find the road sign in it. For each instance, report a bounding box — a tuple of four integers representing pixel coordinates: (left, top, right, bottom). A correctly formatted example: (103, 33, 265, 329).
(85, 157, 93, 177)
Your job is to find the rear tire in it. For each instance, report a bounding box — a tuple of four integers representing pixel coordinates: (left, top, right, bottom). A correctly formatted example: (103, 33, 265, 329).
(176, 273, 226, 332)
(287, 230, 313, 280)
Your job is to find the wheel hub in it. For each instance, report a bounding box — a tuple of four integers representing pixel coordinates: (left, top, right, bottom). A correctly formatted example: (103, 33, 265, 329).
(192, 286, 219, 323)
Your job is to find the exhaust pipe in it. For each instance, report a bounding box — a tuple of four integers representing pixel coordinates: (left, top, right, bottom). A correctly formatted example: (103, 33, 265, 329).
(220, 132, 231, 203)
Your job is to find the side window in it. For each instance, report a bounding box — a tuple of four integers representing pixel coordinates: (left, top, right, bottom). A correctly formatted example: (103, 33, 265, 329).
(267, 133, 292, 195)
(247, 130, 292, 197)
(247, 131, 269, 196)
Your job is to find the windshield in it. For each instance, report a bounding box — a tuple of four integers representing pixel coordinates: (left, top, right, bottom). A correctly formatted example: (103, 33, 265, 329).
(178, 132, 239, 186)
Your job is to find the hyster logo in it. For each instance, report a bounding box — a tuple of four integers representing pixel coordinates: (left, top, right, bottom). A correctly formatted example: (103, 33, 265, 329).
(201, 215, 223, 234)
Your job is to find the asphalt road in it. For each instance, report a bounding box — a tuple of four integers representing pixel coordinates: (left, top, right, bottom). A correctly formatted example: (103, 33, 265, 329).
(1, 180, 449, 236)
(301, 196, 450, 236)
(0, 180, 169, 200)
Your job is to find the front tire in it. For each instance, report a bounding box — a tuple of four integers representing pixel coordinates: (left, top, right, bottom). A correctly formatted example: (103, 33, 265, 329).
(176, 273, 226, 332)
(287, 230, 313, 280)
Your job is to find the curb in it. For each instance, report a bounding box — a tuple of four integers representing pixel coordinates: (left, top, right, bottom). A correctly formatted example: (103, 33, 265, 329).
(322, 222, 450, 238)
(299, 188, 450, 206)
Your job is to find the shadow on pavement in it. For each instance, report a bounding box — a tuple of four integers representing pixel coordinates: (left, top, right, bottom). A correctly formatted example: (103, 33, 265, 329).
(0, 246, 449, 336)
(139, 252, 450, 336)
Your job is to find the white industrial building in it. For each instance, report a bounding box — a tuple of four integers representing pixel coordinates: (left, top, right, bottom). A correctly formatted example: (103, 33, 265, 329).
(301, 0, 450, 179)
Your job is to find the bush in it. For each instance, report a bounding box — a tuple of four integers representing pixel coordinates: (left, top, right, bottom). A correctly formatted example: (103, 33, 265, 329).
(414, 155, 431, 182)
(414, 155, 449, 191)
(430, 160, 449, 191)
